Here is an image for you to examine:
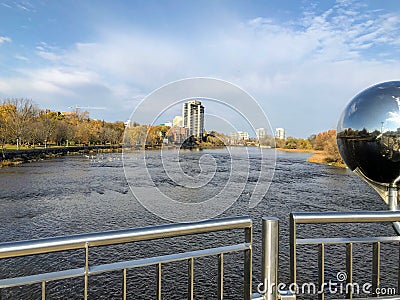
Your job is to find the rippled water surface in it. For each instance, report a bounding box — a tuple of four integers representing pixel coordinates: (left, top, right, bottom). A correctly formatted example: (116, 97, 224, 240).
(0, 149, 395, 299)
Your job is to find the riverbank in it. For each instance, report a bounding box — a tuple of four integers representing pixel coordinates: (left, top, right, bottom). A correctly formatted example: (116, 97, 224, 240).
(0, 145, 121, 168)
(276, 148, 317, 153)
(276, 148, 346, 168)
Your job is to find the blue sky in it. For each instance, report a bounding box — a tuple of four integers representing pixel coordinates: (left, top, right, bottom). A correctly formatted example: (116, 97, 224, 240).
(0, 0, 400, 137)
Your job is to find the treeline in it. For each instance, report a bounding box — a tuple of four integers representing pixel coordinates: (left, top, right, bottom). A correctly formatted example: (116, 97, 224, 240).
(124, 124, 170, 147)
(0, 98, 124, 152)
(276, 129, 343, 164)
(124, 125, 229, 148)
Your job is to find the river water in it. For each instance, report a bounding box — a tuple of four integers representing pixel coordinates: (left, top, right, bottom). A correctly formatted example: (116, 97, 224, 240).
(0, 148, 396, 299)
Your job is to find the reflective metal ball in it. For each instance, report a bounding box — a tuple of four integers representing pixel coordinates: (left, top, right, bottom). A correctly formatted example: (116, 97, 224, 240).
(337, 81, 400, 184)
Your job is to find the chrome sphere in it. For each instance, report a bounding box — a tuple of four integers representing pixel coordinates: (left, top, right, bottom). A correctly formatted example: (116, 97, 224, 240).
(337, 81, 400, 184)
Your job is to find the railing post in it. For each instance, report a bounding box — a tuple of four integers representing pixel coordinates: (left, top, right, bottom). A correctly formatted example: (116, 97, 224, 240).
(261, 217, 279, 300)
(244, 225, 252, 300)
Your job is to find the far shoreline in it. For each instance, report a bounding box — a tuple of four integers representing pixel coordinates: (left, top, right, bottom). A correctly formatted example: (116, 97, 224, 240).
(0, 145, 121, 168)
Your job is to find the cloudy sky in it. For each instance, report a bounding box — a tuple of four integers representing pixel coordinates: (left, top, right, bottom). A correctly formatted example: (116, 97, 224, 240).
(0, 0, 400, 137)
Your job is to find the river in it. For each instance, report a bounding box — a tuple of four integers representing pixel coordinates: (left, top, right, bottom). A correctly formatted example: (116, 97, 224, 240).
(0, 148, 395, 299)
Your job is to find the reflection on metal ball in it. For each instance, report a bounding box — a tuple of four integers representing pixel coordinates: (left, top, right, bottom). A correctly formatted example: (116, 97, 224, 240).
(337, 81, 400, 184)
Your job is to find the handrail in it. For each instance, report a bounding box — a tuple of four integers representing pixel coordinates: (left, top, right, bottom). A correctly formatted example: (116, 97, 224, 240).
(0, 216, 252, 259)
(291, 211, 400, 224)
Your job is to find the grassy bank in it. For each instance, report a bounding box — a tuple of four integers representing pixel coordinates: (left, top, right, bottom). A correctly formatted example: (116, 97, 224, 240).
(277, 148, 346, 168)
(307, 152, 346, 168)
(276, 148, 317, 153)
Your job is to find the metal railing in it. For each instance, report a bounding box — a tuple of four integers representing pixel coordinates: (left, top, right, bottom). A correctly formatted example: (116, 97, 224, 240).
(290, 211, 400, 300)
(2, 211, 400, 300)
(0, 216, 252, 300)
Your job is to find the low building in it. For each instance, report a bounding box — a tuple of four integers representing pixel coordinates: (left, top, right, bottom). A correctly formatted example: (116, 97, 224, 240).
(230, 131, 250, 145)
(169, 126, 187, 144)
(237, 131, 249, 140)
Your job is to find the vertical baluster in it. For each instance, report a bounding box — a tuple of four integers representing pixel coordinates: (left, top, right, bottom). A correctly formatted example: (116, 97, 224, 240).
(398, 242, 400, 296)
(157, 263, 162, 300)
(289, 214, 296, 285)
(372, 242, 380, 297)
(41, 281, 46, 300)
(188, 258, 194, 300)
(318, 243, 325, 300)
(122, 268, 127, 300)
(84, 242, 89, 300)
(244, 226, 252, 300)
(346, 243, 353, 299)
(217, 253, 224, 300)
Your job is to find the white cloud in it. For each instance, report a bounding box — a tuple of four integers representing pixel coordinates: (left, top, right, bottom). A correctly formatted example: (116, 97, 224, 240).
(36, 42, 63, 61)
(387, 111, 400, 128)
(36, 51, 61, 61)
(0, 36, 11, 44)
(1, 3, 12, 8)
(14, 55, 29, 62)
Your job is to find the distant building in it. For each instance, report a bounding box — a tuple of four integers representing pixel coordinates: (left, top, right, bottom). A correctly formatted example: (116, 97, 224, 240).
(229, 131, 250, 145)
(182, 100, 204, 138)
(61, 111, 78, 118)
(256, 128, 267, 141)
(173, 115, 183, 127)
(124, 120, 132, 128)
(276, 128, 286, 139)
(237, 131, 249, 140)
(164, 121, 172, 127)
(169, 126, 187, 144)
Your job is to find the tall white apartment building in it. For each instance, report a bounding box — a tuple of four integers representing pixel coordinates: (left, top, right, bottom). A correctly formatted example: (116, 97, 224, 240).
(182, 100, 204, 138)
(276, 128, 286, 139)
(256, 128, 267, 141)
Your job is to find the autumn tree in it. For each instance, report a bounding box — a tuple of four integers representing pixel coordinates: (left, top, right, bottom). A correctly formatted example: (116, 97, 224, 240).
(54, 120, 73, 146)
(37, 112, 58, 147)
(1, 98, 39, 148)
(321, 130, 342, 163)
(146, 126, 161, 146)
(125, 125, 148, 147)
(0, 98, 128, 149)
(0, 107, 7, 157)
(284, 137, 298, 149)
(312, 130, 337, 151)
(74, 121, 90, 145)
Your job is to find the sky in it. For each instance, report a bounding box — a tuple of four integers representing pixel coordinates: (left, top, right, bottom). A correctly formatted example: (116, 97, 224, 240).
(0, 0, 400, 138)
